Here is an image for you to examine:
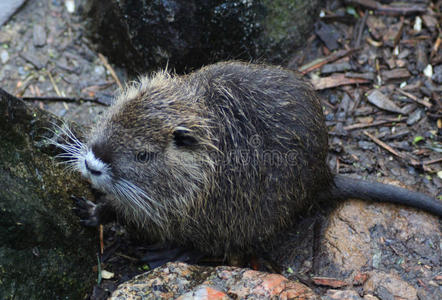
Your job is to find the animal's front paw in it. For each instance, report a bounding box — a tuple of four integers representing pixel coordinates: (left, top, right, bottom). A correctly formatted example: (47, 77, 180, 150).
(71, 196, 101, 227)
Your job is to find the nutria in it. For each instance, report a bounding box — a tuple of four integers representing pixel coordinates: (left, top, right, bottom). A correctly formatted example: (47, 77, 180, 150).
(53, 61, 442, 257)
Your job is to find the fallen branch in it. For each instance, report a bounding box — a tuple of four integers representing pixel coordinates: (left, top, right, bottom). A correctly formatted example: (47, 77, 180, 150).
(395, 89, 432, 109)
(345, 0, 426, 16)
(98, 53, 123, 90)
(21, 96, 110, 106)
(423, 158, 442, 166)
(430, 36, 441, 59)
(299, 48, 359, 74)
(47, 71, 62, 96)
(364, 131, 420, 166)
(354, 10, 368, 48)
(364, 131, 402, 157)
(344, 117, 406, 131)
(393, 16, 405, 48)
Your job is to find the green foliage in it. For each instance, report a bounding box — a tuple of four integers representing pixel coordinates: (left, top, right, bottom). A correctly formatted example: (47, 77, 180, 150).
(412, 136, 424, 145)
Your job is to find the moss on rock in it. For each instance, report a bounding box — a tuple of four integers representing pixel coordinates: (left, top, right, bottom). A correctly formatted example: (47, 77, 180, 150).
(0, 88, 97, 299)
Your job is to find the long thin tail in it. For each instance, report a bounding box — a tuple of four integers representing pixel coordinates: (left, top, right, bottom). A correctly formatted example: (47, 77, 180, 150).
(330, 174, 442, 217)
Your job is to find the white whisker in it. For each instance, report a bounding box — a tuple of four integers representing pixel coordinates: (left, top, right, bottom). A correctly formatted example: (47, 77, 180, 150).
(113, 178, 167, 227)
(45, 122, 88, 173)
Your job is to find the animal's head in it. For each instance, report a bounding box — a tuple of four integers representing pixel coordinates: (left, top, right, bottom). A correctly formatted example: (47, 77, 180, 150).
(52, 72, 217, 227)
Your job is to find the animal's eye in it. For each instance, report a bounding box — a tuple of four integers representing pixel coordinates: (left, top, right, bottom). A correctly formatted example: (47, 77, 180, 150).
(173, 126, 198, 147)
(136, 151, 155, 163)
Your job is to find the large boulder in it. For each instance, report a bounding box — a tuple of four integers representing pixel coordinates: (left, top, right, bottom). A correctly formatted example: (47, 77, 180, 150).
(0, 88, 97, 299)
(82, 0, 320, 74)
(110, 262, 319, 299)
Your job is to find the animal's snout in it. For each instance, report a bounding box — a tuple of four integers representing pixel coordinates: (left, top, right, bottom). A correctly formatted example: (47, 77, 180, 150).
(85, 160, 102, 176)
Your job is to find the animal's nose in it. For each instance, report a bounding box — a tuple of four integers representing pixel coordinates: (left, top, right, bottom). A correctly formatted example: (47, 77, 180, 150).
(85, 160, 102, 176)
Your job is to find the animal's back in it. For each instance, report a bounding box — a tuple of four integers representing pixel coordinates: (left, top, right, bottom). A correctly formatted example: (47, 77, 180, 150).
(181, 62, 333, 255)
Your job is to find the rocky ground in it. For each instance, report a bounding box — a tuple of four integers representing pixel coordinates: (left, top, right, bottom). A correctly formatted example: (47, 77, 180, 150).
(0, 0, 440, 299)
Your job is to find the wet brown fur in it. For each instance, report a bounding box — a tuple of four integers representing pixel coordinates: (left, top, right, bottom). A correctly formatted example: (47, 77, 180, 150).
(87, 61, 334, 256)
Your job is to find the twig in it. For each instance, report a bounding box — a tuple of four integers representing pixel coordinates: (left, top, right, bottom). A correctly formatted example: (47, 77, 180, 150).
(344, 117, 406, 131)
(100, 224, 104, 255)
(14, 75, 35, 97)
(47, 71, 62, 96)
(299, 48, 359, 74)
(354, 10, 368, 48)
(393, 16, 405, 48)
(423, 158, 442, 166)
(364, 131, 403, 158)
(345, 0, 426, 16)
(349, 90, 362, 114)
(98, 53, 123, 90)
(21, 96, 110, 106)
(115, 252, 139, 262)
(364, 131, 420, 166)
(374, 57, 383, 86)
(387, 243, 401, 257)
(430, 36, 441, 59)
(395, 89, 432, 108)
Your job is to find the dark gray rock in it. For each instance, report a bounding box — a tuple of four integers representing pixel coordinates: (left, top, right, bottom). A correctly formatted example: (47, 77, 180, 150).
(0, 0, 27, 26)
(20, 50, 48, 69)
(32, 24, 46, 47)
(406, 108, 423, 126)
(358, 140, 375, 151)
(0, 88, 97, 299)
(432, 64, 442, 84)
(81, 0, 320, 74)
(314, 21, 341, 51)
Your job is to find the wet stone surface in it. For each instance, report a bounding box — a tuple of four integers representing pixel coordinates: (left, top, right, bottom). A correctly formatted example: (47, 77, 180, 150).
(82, 0, 320, 74)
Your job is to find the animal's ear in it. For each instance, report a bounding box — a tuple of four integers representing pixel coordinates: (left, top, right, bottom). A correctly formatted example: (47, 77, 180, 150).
(173, 126, 198, 147)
